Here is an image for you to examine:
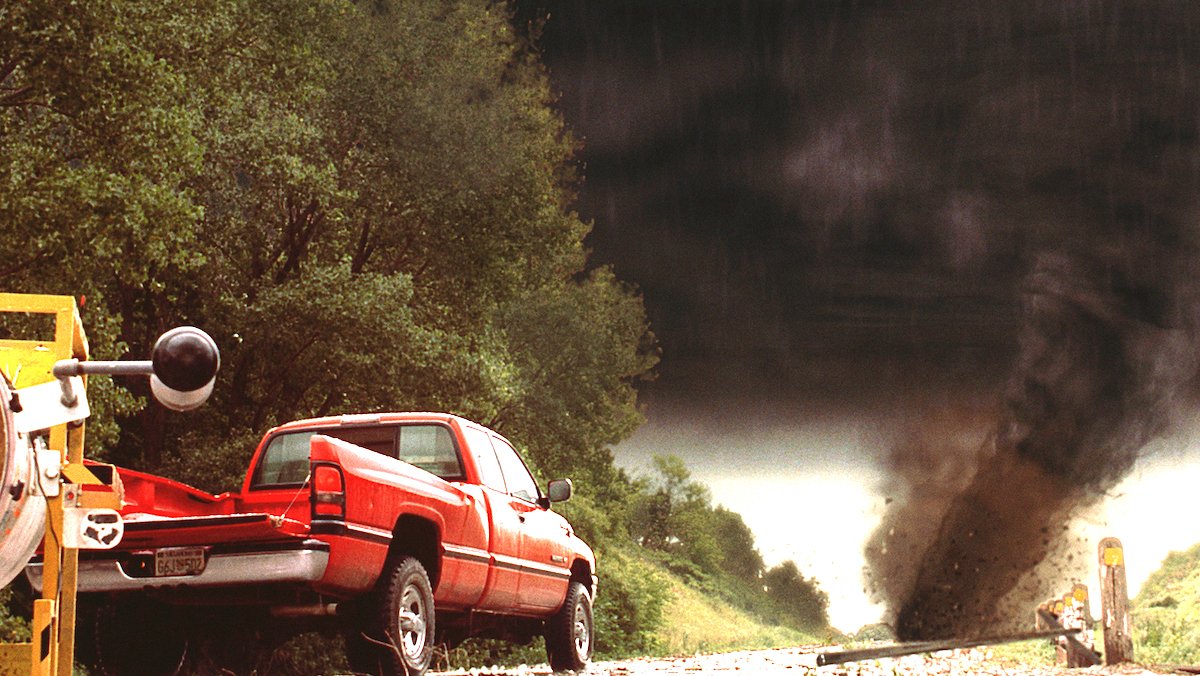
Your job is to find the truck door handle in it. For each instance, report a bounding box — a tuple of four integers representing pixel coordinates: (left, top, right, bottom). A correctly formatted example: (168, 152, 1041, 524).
(518, 514, 526, 523)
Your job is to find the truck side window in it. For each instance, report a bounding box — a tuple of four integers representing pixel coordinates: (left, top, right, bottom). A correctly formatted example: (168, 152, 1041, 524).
(253, 432, 315, 486)
(491, 437, 539, 503)
(398, 425, 463, 479)
(463, 426, 506, 493)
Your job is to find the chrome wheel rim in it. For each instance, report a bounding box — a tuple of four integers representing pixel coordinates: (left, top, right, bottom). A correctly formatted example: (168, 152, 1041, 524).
(397, 583, 427, 660)
(572, 598, 591, 658)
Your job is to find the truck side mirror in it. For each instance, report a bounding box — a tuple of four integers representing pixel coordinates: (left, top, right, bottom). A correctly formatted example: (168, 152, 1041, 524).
(547, 478, 573, 503)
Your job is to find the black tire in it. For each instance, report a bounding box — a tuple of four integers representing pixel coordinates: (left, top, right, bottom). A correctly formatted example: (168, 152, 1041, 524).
(350, 555, 436, 676)
(80, 595, 188, 675)
(544, 581, 593, 672)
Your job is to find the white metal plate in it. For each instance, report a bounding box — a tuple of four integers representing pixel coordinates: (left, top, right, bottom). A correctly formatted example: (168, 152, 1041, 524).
(13, 377, 89, 433)
(63, 507, 123, 549)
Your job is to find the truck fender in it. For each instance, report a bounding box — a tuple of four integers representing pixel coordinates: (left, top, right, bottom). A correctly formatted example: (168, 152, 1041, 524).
(570, 559, 595, 598)
(387, 513, 443, 588)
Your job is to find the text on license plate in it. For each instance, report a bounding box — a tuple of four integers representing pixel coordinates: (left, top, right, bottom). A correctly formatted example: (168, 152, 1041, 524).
(154, 547, 206, 577)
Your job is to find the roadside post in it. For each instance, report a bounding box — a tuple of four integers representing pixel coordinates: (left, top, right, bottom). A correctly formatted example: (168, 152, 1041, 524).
(1098, 537, 1133, 664)
(1034, 603, 1101, 667)
(1058, 584, 1095, 667)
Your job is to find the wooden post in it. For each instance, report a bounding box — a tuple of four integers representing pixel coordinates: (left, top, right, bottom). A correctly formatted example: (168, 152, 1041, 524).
(1098, 537, 1134, 664)
(1061, 585, 1095, 668)
(1051, 598, 1068, 667)
(1034, 608, 1101, 667)
(1072, 582, 1092, 629)
(1034, 598, 1054, 631)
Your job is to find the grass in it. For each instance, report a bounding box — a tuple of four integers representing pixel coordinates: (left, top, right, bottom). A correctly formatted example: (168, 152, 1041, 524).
(1133, 542, 1200, 664)
(655, 575, 818, 655)
(987, 630, 1108, 667)
(988, 636, 1058, 665)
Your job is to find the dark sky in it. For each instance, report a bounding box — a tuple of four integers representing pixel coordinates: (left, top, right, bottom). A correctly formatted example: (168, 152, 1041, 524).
(514, 2, 1200, 631)
(515, 1, 1037, 415)
(515, 1, 1200, 422)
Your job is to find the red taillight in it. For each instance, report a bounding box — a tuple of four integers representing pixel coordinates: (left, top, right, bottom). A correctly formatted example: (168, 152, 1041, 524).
(313, 465, 343, 492)
(311, 464, 345, 519)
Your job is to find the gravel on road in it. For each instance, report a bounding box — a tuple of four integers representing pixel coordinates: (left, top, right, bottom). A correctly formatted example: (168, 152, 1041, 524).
(431, 645, 1194, 676)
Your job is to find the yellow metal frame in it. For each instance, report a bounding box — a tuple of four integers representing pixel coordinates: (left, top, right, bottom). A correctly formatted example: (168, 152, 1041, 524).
(0, 294, 88, 676)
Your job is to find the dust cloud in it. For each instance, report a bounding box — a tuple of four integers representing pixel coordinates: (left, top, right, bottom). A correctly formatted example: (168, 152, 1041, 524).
(870, 246, 1200, 638)
(838, 1, 1200, 639)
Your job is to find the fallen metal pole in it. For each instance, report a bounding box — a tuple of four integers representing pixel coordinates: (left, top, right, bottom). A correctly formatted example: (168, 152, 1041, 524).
(1036, 608, 1102, 666)
(815, 628, 1078, 667)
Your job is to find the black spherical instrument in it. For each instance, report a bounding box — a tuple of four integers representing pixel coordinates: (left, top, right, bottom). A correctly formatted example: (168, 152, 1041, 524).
(151, 327, 219, 393)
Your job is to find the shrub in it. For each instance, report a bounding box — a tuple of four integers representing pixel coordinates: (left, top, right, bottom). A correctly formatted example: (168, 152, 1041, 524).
(0, 587, 31, 643)
(593, 548, 668, 658)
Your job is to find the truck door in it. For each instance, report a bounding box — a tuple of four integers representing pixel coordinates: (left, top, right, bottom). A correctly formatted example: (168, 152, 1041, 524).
(461, 426, 521, 611)
(489, 436, 571, 612)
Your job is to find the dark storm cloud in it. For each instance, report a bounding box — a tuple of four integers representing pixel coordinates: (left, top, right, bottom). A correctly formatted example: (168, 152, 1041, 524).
(524, 0, 1200, 636)
(520, 0, 1029, 407)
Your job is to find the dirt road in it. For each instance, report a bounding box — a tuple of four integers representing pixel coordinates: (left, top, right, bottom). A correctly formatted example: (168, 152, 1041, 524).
(432, 646, 1190, 676)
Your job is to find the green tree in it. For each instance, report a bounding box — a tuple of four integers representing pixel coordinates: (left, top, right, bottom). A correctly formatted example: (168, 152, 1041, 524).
(763, 561, 830, 632)
(0, 0, 209, 447)
(490, 269, 658, 493)
(628, 454, 831, 636)
(47, 0, 658, 495)
(2, 0, 668, 664)
(711, 506, 765, 582)
(631, 455, 725, 575)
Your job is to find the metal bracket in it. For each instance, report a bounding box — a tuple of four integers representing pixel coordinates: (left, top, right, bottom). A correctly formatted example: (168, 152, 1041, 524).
(34, 449, 61, 498)
(13, 378, 89, 434)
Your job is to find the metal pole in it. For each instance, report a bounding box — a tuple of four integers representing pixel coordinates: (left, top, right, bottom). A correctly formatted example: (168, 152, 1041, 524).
(1036, 609, 1102, 666)
(52, 359, 153, 378)
(815, 628, 1077, 667)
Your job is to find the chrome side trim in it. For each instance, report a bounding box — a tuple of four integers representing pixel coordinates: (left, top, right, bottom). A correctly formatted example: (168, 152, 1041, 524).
(492, 552, 571, 580)
(443, 542, 490, 564)
(25, 548, 329, 593)
(346, 522, 393, 543)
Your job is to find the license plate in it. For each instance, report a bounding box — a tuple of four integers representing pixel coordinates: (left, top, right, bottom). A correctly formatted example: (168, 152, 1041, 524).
(154, 547, 206, 577)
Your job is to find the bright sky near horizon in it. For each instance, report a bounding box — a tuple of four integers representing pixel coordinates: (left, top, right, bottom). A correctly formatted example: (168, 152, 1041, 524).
(615, 419, 1200, 634)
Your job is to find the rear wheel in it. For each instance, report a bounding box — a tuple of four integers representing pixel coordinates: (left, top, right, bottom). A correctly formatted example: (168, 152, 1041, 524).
(80, 595, 188, 675)
(544, 581, 593, 672)
(348, 555, 435, 676)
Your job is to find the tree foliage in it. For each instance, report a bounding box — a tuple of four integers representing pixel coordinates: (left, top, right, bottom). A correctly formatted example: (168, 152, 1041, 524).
(1, 0, 656, 486)
(630, 455, 830, 633)
(762, 561, 830, 633)
(1, 0, 670, 663)
(1133, 542, 1200, 663)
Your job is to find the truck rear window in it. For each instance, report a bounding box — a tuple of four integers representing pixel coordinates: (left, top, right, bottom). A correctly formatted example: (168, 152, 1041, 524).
(251, 424, 464, 488)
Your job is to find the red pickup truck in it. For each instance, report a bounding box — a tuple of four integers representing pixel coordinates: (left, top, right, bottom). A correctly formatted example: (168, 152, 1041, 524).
(27, 413, 597, 675)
